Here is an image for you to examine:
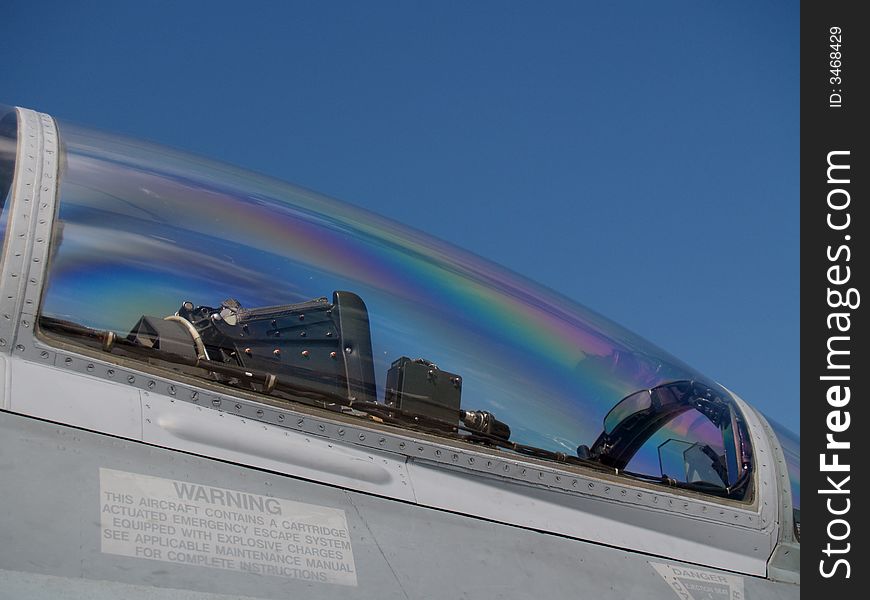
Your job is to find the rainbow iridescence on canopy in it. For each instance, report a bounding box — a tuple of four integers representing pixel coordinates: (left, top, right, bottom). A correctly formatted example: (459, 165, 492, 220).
(40, 123, 799, 502)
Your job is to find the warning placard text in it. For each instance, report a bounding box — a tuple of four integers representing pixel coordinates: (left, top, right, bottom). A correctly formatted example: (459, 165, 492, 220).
(100, 468, 357, 586)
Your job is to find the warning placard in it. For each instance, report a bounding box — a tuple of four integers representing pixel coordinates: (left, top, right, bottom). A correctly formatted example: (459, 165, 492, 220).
(99, 468, 357, 586)
(650, 561, 744, 600)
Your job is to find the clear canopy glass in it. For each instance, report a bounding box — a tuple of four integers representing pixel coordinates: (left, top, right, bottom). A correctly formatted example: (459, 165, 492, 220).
(36, 121, 789, 499)
(0, 104, 18, 257)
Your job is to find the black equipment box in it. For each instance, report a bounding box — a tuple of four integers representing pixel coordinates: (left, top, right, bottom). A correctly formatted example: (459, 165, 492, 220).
(385, 357, 462, 425)
(130, 291, 377, 406)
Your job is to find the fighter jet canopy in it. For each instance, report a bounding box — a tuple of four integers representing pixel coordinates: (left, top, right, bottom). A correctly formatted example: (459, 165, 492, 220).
(33, 119, 797, 504)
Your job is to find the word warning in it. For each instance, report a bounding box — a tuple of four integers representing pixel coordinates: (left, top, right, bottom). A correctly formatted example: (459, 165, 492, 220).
(100, 468, 357, 586)
(650, 562, 745, 600)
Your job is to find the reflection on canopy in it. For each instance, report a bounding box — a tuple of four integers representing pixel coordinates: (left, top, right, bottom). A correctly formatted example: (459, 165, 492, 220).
(626, 410, 726, 483)
(38, 122, 791, 496)
(0, 104, 19, 257)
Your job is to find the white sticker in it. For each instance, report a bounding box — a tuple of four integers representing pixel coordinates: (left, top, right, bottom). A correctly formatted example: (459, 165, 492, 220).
(650, 561, 744, 600)
(100, 468, 357, 586)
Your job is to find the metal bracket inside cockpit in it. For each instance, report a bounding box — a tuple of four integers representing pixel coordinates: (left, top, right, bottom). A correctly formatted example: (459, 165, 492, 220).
(128, 290, 377, 405)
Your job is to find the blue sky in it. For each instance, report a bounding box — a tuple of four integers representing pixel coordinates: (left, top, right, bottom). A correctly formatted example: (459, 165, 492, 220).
(1, 1, 799, 432)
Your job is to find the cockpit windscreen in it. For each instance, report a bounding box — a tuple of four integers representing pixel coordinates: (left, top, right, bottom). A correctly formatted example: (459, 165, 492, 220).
(0, 104, 19, 259)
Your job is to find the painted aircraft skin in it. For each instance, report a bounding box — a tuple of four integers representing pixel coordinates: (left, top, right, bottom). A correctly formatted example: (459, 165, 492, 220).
(0, 106, 799, 599)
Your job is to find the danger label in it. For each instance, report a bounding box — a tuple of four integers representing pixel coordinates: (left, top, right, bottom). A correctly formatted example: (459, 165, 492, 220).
(100, 468, 357, 586)
(650, 561, 744, 600)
